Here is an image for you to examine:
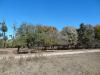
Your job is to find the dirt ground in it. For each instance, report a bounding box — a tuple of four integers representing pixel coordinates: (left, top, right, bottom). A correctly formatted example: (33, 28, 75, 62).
(0, 48, 99, 55)
(0, 51, 100, 75)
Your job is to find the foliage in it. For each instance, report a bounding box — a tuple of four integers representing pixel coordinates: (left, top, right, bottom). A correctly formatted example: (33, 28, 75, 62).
(61, 27, 78, 46)
(78, 23, 95, 48)
(95, 25, 100, 40)
(0, 20, 100, 49)
(0, 39, 3, 48)
(0, 21, 8, 48)
(94, 25, 100, 46)
(1, 21, 8, 33)
(16, 24, 58, 47)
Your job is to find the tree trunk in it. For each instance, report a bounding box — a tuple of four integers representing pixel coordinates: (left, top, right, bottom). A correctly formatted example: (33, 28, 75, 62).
(3, 32, 6, 48)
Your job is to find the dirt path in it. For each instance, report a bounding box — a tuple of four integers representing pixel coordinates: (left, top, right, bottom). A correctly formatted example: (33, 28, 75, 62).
(0, 49, 100, 59)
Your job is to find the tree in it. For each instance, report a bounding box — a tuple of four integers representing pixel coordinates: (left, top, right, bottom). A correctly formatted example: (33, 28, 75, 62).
(1, 21, 8, 48)
(78, 23, 95, 48)
(0, 33, 3, 48)
(16, 24, 60, 49)
(95, 25, 100, 40)
(61, 26, 78, 47)
(34, 25, 58, 45)
(94, 25, 100, 47)
(16, 23, 34, 48)
(12, 24, 17, 47)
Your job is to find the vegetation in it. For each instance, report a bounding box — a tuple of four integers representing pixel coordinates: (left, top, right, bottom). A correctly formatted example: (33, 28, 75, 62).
(78, 23, 95, 48)
(0, 21, 8, 48)
(94, 25, 100, 47)
(0, 21, 100, 49)
(61, 27, 78, 47)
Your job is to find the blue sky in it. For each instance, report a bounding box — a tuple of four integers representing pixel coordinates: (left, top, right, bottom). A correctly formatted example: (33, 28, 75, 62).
(0, 0, 100, 37)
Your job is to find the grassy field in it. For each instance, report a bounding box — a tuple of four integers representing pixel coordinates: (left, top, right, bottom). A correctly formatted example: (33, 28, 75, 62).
(0, 51, 100, 75)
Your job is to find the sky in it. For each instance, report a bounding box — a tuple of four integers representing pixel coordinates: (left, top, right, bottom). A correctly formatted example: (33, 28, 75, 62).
(0, 0, 100, 37)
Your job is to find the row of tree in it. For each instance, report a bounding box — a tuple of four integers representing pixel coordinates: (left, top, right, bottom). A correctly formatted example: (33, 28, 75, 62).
(0, 21, 100, 49)
(15, 23, 100, 49)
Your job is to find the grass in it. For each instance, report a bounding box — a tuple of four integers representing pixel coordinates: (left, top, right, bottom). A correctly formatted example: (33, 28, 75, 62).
(0, 52, 100, 75)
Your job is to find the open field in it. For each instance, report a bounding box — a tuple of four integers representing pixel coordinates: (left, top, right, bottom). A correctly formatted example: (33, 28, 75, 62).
(0, 49, 100, 75)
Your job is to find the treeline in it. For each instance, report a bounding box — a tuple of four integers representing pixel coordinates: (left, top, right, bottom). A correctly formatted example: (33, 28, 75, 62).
(0, 21, 100, 49)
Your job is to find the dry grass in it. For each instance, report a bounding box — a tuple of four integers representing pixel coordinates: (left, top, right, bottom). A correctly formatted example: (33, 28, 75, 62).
(0, 52, 100, 75)
(0, 51, 9, 54)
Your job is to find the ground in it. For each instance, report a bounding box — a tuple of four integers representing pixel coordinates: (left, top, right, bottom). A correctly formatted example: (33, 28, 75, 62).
(0, 49, 100, 75)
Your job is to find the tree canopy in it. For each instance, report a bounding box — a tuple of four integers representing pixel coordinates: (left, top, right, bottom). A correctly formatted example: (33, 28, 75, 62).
(0, 21, 100, 49)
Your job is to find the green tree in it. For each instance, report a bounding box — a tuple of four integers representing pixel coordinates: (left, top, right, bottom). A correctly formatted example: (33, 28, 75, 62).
(34, 25, 58, 46)
(78, 23, 95, 48)
(1, 21, 8, 48)
(16, 23, 35, 48)
(94, 25, 100, 47)
(16, 24, 59, 48)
